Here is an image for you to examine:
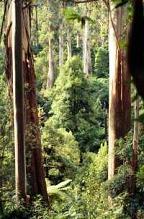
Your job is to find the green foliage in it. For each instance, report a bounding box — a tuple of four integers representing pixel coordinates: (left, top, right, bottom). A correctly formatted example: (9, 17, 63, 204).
(115, 134, 133, 162)
(45, 56, 106, 152)
(63, 7, 81, 22)
(0, 47, 4, 74)
(95, 45, 109, 78)
(42, 122, 80, 183)
(1, 1, 139, 219)
(66, 143, 109, 218)
(0, 76, 14, 190)
(106, 164, 131, 198)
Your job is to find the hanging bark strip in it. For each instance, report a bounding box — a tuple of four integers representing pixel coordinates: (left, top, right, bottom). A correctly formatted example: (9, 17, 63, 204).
(4, 0, 49, 203)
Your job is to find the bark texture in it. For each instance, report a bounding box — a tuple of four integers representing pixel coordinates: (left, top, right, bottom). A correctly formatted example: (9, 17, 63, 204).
(67, 28, 72, 59)
(12, 0, 26, 202)
(59, 23, 64, 67)
(130, 98, 139, 219)
(83, 18, 92, 75)
(47, 37, 55, 88)
(108, 5, 131, 180)
(4, 0, 49, 203)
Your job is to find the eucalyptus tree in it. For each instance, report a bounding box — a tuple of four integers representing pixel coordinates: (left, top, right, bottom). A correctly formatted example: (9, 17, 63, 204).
(4, 0, 49, 203)
(47, 0, 59, 88)
(82, 7, 92, 75)
(12, 0, 26, 203)
(108, 3, 131, 180)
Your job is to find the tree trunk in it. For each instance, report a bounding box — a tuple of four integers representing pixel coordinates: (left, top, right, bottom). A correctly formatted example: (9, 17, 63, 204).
(47, 37, 55, 88)
(12, 0, 26, 203)
(67, 28, 72, 59)
(108, 5, 131, 180)
(130, 98, 139, 219)
(132, 98, 139, 173)
(47, 0, 57, 88)
(76, 32, 80, 48)
(4, 0, 49, 203)
(59, 23, 64, 67)
(83, 18, 92, 76)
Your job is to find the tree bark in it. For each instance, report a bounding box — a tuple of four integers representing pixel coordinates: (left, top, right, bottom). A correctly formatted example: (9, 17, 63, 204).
(130, 98, 139, 219)
(59, 23, 64, 67)
(47, 37, 55, 88)
(76, 32, 80, 48)
(83, 18, 92, 76)
(67, 28, 72, 59)
(4, 0, 49, 203)
(12, 0, 26, 203)
(108, 5, 131, 180)
(47, 0, 58, 88)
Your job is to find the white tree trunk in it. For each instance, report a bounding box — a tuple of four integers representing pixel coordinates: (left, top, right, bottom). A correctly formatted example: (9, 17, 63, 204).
(132, 98, 139, 171)
(83, 19, 92, 76)
(67, 29, 72, 59)
(59, 23, 64, 67)
(47, 38, 55, 88)
(76, 32, 80, 48)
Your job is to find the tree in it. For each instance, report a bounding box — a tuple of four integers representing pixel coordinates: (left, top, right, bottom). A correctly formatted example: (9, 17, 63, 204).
(47, 37, 55, 88)
(12, 0, 26, 203)
(4, 0, 49, 203)
(47, 0, 59, 88)
(63, 5, 92, 74)
(131, 97, 139, 219)
(59, 22, 64, 66)
(47, 56, 105, 153)
(67, 27, 72, 59)
(83, 14, 92, 75)
(108, 5, 131, 180)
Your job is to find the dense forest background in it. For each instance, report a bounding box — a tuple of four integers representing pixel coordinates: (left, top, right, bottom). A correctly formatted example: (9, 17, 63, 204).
(0, 0, 144, 218)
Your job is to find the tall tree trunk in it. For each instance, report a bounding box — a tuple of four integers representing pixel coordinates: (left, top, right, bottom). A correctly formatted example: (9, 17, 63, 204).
(76, 32, 80, 48)
(46, 0, 58, 88)
(47, 37, 55, 88)
(59, 23, 64, 67)
(67, 29, 72, 59)
(35, 5, 39, 46)
(130, 97, 139, 219)
(4, 0, 49, 203)
(108, 5, 131, 180)
(132, 98, 139, 173)
(12, 0, 26, 203)
(83, 18, 92, 76)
